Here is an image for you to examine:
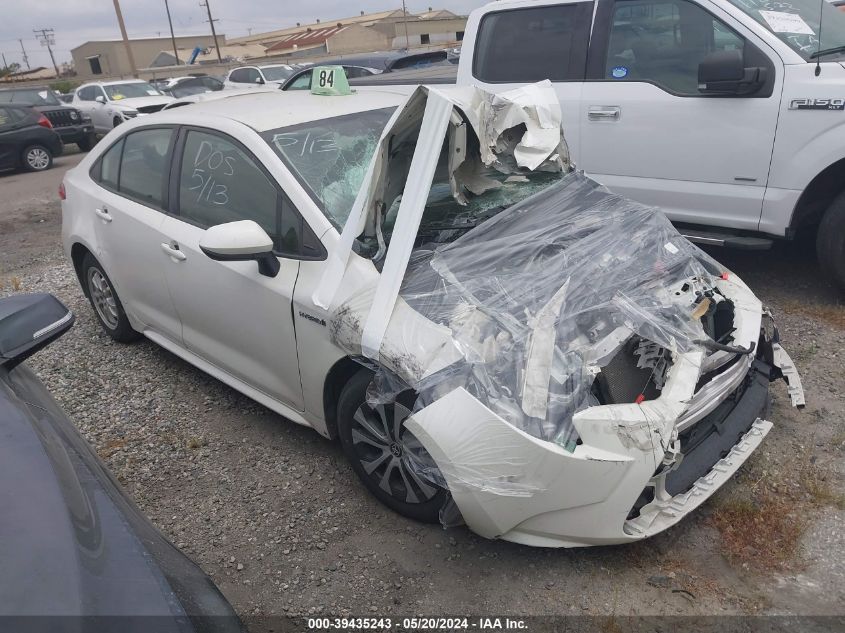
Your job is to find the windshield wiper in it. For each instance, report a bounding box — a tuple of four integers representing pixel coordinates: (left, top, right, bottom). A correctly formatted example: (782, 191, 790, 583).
(809, 45, 845, 60)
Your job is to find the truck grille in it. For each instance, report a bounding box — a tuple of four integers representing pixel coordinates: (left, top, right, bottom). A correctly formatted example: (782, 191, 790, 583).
(43, 109, 78, 128)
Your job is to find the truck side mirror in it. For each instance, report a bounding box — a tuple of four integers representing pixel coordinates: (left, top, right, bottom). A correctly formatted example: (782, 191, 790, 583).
(698, 50, 766, 96)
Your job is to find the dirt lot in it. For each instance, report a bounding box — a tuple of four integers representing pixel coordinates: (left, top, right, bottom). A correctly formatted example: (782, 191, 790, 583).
(1, 159, 843, 623)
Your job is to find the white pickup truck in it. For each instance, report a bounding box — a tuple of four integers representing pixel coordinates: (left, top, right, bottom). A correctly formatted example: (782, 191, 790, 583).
(449, 0, 845, 289)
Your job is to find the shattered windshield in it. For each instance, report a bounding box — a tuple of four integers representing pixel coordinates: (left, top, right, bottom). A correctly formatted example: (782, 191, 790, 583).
(262, 107, 395, 227)
(726, 0, 845, 59)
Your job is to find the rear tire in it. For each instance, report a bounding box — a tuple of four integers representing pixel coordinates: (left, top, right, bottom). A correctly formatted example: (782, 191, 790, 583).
(81, 253, 141, 343)
(816, 191, 845, 291)
(337, 369, 448, 523)
(22, 144, 52, 172)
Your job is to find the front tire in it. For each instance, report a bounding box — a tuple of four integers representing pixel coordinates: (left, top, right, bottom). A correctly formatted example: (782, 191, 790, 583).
(81, 253, 141, 343)
(22, 144, 52, 171)
(113, 116, 123, 128)
(77, 135, 95, 152)
(337, 369, 448, 523)
(817, 191, 845, 291)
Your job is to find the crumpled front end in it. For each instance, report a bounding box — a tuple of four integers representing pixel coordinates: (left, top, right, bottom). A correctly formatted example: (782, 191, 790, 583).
(322, 82, 804, 546)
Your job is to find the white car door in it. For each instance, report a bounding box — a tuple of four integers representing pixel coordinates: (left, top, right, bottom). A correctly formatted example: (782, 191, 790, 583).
(89, 86, 112, 133)
(157, 127, 308, 411)
(458, 1, 594, 161)
(85, 127, 183, 340)
(578, 0, 781, 231)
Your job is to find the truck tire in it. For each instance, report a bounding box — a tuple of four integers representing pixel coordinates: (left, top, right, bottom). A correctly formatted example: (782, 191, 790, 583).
(817, 191, 845, 291)
(337, 369, 448, 523)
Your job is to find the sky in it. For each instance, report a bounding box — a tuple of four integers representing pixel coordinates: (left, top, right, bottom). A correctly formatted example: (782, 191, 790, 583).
(0, 0, 489, 70)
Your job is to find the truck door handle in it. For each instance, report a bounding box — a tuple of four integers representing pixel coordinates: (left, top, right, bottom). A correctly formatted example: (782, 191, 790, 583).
(94, 207, 112, 223)
(588, 106, 621, 121)
(160, 241, 187, 262)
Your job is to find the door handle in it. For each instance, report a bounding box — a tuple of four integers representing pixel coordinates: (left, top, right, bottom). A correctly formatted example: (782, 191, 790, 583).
(160, 241, 187, 262)
(94, 207, 112, 223)
(588, 106, 621, 121)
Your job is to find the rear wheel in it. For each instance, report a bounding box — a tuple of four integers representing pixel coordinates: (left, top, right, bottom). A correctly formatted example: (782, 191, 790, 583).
(337, 369, 448, 523)
(22, 145, 52, 171)
(816, 191, 845, 291)
(81, 253, 141, 343)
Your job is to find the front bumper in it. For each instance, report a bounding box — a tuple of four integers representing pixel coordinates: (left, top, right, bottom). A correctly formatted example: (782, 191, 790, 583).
(55, 123, 94, 144)
(405, 301, 803, 548)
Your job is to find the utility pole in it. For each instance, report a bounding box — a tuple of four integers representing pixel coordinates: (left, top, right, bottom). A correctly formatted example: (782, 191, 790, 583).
(199, 0, 222, 62)
(19, 39, 30, 69)
(33, 28, 60, 78)
(111, 0, 139, 77)
(1, 53, 7, 70)
(401, 0, 410, 49)
(164, 0, 180, 64)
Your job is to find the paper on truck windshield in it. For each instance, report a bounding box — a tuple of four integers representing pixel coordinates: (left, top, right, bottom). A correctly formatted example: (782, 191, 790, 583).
(759, 10, 814, 35)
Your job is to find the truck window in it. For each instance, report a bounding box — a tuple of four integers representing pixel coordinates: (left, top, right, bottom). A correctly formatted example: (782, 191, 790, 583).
(604, 0, 745, 95)
(604, 0, 745, 94)
(473, 4, 592, 82)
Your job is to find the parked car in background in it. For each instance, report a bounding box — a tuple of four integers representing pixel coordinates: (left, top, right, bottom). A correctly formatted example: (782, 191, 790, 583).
(281, 64, 381, 90)
(72, 80, 173, 134)
(0, 104, 62, 172)
(456, 0, 845, 289)
(60, 83, 802, 547)
(0, 86, 95, 152)
(224, 63, 296, 88)
(0, 293, 243, 629)
(159, 75, 226, 98)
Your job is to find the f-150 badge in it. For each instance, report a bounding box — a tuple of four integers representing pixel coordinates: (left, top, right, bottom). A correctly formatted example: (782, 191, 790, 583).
(789, 98, 845, 110)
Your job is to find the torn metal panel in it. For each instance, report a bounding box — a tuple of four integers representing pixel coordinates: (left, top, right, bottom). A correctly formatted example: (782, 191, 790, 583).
(772, 342, 806, 408)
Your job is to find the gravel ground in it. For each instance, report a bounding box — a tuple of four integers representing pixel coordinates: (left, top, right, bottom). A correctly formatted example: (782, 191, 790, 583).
(1, 166, 843, 622)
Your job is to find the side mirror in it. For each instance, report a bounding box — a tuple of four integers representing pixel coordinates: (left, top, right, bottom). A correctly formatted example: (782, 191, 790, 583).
(0, 294, 74, 370)
(199, 220, 280, 277)
(254, 76, 265, 85)
(698, 50, 766, 96)
(95, 95, 106, 104)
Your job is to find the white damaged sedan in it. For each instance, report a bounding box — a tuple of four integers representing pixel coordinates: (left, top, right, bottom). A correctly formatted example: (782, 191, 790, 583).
(62, 80, 804, 547)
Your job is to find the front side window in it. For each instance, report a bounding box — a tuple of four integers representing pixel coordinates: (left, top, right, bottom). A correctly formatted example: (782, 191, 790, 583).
(229, 68, 249, 82)
(104, 82, 162, 100)
(286, 71, 313, 90)
(604, 0, 745, 94)
(261, 107, 395, 228)
(726, 0, 845, 60)
(78, 86, 94, 101)
(178, 130, 278, 240)
(473, 4, 592, 82)
(0, 107, 12, 130)
(119, 129, 172, 206)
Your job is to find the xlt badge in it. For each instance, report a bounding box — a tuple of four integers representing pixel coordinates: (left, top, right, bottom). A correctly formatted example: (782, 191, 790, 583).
(789, 98, 845, 110)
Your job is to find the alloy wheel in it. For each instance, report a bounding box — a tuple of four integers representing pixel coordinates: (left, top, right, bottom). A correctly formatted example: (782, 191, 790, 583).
(26, 147, 50, 170)
(87, 268, 119, 329)
(350, 401, 439, 504)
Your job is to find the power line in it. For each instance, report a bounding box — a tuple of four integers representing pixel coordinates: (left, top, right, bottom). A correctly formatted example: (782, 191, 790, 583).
(33, 28, 60, 77)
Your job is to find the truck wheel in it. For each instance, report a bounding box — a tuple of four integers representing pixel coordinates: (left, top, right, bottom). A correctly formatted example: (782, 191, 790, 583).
(81, 253, 141, 343)
(337, 369, 448, 523)
(817, 191, 845, 291)
(22, 145, 53, 171)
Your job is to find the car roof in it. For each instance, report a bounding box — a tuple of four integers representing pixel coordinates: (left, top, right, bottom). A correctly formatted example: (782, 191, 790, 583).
(86, 79, 149, 86)
(164, 88, 408, 131)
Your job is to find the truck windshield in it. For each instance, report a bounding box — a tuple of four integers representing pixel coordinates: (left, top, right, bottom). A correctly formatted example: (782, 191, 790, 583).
(0, 89, 60, 106)
(727, 0, 845, 60)
(261, 107, 396, 228)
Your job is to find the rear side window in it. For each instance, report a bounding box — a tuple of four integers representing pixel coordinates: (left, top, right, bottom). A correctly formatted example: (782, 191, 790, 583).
(118, 129, 173, 207)
(473, 4, 592, 82)
(99, 139, 124, 190)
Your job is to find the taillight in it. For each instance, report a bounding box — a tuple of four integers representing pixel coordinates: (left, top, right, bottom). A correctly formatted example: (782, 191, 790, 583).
(38, 114, 52, 128)
(58, 182, 66, 200)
